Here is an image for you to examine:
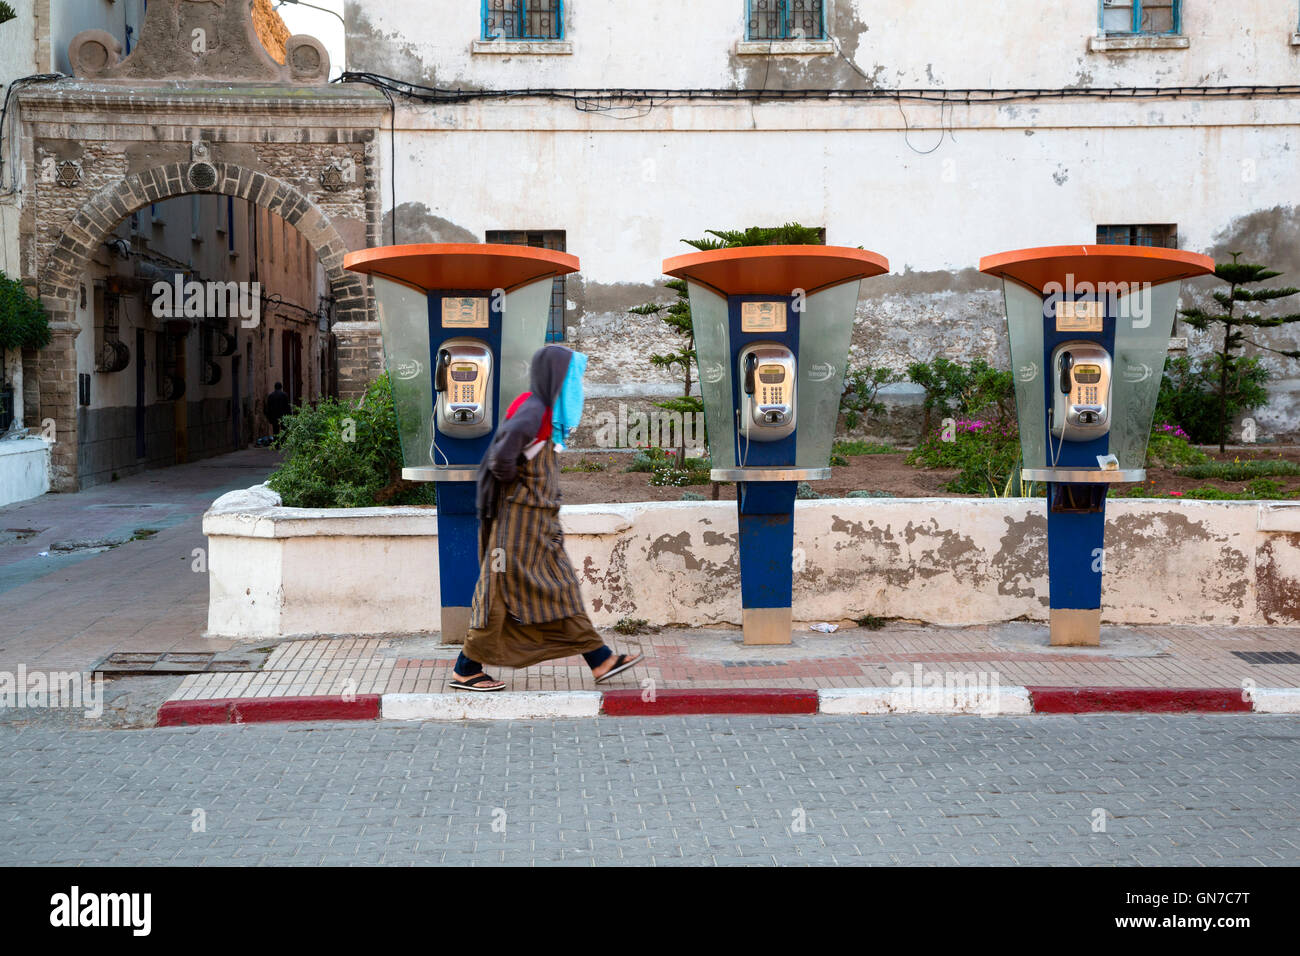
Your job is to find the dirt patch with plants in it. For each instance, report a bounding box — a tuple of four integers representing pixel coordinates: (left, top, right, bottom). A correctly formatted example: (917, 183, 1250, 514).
(557, 442, 1300, 506)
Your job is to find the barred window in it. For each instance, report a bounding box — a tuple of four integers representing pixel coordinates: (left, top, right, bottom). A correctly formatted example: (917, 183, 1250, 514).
(483, 1, 564, 41)
(1101, 1, 1180, 36)
(1096, 224, 1179, 248)
(486, 230, 568, 341)
(746, 0, 826, 41)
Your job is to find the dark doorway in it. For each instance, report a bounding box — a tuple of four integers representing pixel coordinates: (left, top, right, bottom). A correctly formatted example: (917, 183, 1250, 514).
(135, 328, 146, 459)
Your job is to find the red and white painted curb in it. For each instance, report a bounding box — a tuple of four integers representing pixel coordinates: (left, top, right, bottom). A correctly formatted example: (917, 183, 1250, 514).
(155, 685, 1300, 726)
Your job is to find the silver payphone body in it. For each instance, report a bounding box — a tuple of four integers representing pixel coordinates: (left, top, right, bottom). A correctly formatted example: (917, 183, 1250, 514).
(434, 337, 493, 438)
(737, 341, 797, 443)
(1049, 340, 1112, 441)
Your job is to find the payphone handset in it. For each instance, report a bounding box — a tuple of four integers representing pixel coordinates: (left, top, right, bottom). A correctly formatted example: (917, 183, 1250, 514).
(1049, 340, 1112, 441)
(434, 337, 493, 439)
(737, 342, 797, 443)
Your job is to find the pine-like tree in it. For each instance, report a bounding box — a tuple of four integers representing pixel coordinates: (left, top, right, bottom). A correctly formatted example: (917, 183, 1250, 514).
(1180, 253, 1300, 452)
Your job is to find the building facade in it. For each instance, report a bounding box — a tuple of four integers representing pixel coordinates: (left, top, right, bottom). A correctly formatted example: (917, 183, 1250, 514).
(345, 0, 1300, 441)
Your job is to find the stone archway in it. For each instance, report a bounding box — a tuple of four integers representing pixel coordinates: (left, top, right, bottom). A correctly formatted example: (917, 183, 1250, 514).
(39, 161, 365, 314)
(15, 2, 388, 490)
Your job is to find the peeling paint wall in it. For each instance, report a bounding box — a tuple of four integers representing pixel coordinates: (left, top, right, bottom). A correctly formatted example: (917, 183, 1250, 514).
(346, 1, 1300, 438)
(204, 494, 1300, 638)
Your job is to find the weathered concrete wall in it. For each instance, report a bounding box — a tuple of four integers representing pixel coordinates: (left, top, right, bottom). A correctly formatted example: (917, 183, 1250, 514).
(346, 0, 1300, 438)
(203, 486, 1300, 638)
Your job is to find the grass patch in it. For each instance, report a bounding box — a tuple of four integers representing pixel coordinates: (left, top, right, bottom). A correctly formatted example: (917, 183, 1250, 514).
(612, 617, 653, 635)
(855, 614, 888, 630)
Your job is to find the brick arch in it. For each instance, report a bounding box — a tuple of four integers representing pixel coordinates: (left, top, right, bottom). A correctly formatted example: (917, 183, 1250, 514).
(38, 160, 366, 316)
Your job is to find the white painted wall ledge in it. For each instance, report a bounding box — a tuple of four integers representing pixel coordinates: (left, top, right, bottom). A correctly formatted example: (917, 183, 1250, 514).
(203, 485, 1300, 639)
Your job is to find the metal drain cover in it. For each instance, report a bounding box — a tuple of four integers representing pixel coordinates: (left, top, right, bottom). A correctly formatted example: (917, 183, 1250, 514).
(95, 652, 254, 676)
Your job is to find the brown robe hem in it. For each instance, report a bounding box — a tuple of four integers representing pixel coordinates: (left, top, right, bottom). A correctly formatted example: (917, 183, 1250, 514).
(464, 575, 605, 669)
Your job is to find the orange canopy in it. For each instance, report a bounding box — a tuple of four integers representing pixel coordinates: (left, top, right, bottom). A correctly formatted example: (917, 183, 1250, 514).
(663, 245, 889, 297)
(979, 245, 1214, 293)
(344, 243, 580, 292)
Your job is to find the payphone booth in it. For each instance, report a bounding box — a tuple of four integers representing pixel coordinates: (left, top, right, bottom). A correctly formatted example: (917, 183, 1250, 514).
(978, 245, 1214, 646)
(344, 244, 581, 643)
(663, 246, 890, 645)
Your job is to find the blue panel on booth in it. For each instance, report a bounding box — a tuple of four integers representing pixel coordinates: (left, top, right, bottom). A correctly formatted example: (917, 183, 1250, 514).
(738, 481, 797, 610)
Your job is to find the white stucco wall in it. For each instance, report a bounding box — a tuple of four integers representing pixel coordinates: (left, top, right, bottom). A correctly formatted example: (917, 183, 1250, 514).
(347, 0, 1300, 436)
(203, 486, 1300, 639)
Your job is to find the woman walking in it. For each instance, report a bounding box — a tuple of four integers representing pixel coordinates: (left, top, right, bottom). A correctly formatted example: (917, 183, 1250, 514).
(450, 344, 643, 692)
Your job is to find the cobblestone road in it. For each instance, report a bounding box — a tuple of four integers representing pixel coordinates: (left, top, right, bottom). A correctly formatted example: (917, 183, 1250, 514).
(1, 715, 1295, 865)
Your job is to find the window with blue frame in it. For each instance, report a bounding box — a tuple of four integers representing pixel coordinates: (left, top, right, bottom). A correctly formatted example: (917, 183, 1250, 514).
(1100, 0, 1181, 36)
(747, 0, 826, 40)
(482, 1, 564, 40)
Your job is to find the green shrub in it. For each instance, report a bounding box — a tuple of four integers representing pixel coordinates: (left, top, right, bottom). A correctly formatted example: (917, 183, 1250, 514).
(1244, 478, 1290, 499)
(1146, 423, 1210, 469)
(561, 458, 605, 473)
(907, 418, 1021, 495)
(829, 454, 849, 467)
(0, 272, 51, 351)
(906, 356, 1015, 436)
(265, 374, 436, 508)
(796, 482, 824, 499)
(1155, 355, 1269, 447)
(846, 489, 895, 498)
(680, 490, 707, 501)
(626, 446, 669, 472)
(1176, 459, 1300, 481)
(840, 364, 898, 431)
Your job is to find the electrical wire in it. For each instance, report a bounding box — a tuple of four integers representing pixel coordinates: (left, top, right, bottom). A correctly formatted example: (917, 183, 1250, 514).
(335, 71, 1300, 109)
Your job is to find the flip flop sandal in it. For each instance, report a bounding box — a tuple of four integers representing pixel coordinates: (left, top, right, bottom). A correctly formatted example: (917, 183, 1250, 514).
(593, 654, 642, 684)
(448, 673, 505, 692)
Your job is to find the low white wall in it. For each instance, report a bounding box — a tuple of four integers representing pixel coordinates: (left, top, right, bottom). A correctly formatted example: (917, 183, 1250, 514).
(203, 485, 1300, 639)
(0, 437, 51, 507)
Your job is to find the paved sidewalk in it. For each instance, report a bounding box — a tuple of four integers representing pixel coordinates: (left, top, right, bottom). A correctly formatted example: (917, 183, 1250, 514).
(166, 621, 1300, 703)
(0, 449, 278, 673)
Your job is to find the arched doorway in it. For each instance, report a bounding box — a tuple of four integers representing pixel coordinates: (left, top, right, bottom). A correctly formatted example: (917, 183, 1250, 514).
(16, 3, 387, 490)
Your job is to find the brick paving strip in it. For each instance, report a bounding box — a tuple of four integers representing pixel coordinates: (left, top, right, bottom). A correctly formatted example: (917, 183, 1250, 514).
(157, 623, 1300, 724)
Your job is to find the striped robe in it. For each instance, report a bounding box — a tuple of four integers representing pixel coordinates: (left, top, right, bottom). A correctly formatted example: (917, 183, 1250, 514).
(469, 441, 587, 629)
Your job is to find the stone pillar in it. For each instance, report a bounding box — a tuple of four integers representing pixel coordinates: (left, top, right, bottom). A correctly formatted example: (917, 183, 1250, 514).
(332, 321, 382, 400)
(36, 323, 79, 491)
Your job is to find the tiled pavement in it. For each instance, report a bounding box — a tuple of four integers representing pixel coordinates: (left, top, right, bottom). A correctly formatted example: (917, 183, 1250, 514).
(165, 622, 1300, 703)
(0, 449, 278, 673)
(1, 715, 1295, 865)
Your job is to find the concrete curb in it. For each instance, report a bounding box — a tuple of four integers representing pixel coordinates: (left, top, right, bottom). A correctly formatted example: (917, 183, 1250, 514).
(154, 686, 1297, 725)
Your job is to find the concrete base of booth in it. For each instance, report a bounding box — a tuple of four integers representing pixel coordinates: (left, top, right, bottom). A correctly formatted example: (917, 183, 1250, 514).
(441, 606, 471, 646)
(1050, 607, 1102, 647)
(743, 607, 794, 646)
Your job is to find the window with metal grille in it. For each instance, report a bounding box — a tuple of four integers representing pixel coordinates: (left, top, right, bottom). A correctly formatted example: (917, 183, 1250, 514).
(482, 1, 564, 40)
(747, 0, 826, 40)
(1096, 224, 1179, 248)
(1100, 0, 1180, 35)
(485, 230, 568, 341)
